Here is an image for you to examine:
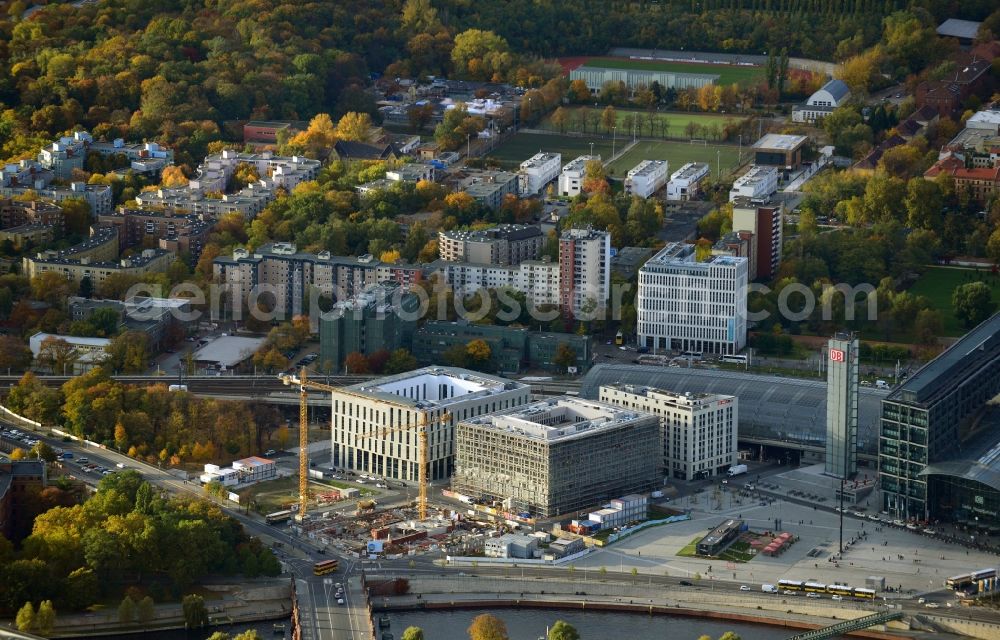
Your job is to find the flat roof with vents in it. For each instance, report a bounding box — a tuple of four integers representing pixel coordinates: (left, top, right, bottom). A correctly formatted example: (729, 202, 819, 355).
(347, 366, 526, 409)
(462, 396, 653, 442)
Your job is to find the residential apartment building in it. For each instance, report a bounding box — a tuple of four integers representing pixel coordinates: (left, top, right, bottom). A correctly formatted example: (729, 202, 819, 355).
(134, 183, 273, 219)
(600, 384, 737, 481)
(731, 197, 783, 280)
(459, 170, 519, 210)
(438, 224, 543, 266)
(0, 199, 63, 231)
(97, 208, 210, 257)
(518, 152, 561, 196)
(0, 180, 113, 216)
(428, 257, 560, 307)
(90, 138, 173, 176)
(213, 243, 424, 320)
(515, 259, 561, 307)
(318, 282, 421, 373)
(637, 242, 748, 356)
(880, 313, 1000, 524)
(329, 367, 531, 481)
(452, 396, 660, 517)
(558, 227, 611, 318)
(558, 155, 599, 197)
(24, 247, 174, 286)
(923, 154, 1000, 205)
(37, 131, 91, 179)
(624, 160, 669, 199)
(191, 150, 320, 193)
(666, 162, 710, 201)
(0, 224, 55, 249)
(792, 79, 851, 123)
(729, 165, 779, 202)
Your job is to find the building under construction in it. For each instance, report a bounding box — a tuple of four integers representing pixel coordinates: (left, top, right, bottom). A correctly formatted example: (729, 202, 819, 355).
(452, 396, 661, 518)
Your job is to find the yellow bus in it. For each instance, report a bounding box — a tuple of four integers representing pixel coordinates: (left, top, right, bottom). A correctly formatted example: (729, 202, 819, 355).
(313, 559, 339, 576)
(615, 330, 624, 346)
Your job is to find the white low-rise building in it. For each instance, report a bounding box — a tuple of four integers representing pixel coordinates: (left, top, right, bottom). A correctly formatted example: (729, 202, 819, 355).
(28, 332, 111, 374)
(624, 160, 669, 198)
(792, 79, 851, 124)
(600, 384, 738, 481)
(729, 165, 778, 202)
(518, 152, 561, 196)
(666, 162, 710, 201)
(199, 465, 241, 486)
(558, 155, 600, 197)
(200, 457, 276, 486)
(637, 242, 748, 356)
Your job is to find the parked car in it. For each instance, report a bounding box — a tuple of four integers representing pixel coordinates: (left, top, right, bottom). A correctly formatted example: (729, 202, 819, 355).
(739, 585, 750, 591)
(806, 593, 821, 599)
(679, 580, 693, 586)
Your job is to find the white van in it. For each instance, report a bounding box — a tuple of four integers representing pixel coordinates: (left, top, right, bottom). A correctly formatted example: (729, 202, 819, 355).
(875, 379, 890, 389)
(762, 584, 778, 594)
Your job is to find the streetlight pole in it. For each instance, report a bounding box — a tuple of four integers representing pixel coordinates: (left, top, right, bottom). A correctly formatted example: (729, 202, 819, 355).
(589, 142, 594, 157)
(612, 126, 617, 158)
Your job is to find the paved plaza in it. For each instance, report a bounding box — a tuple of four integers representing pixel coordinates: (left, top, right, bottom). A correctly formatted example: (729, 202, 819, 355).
(576, 465, 999, 598)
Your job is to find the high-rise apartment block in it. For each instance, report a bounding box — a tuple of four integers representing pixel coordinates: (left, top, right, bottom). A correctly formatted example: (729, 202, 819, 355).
(637, 242, 748, 355)
(329, 367, 531, 481)
(731, 197, 783, 280)
(558, 227, 611, 317)
(600, 384, 737, 481)
(452, 396, 660, 517)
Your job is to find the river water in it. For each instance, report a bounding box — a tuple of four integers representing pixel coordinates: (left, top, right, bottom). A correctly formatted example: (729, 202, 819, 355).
(380, 609, 839, 640)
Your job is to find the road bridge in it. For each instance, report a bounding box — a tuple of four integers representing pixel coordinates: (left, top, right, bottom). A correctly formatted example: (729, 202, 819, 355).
(786, 610, 904, 639)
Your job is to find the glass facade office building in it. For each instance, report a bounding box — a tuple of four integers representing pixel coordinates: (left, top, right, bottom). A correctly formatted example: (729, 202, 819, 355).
(880, 313, 1000, 523)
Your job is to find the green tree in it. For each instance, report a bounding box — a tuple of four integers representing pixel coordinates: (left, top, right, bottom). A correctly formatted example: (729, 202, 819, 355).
(402, 627, 425, 640)
(15, 602, 34, 632)
(182, 594, 209, 629)
(233, 631, 264, 640)
(717, 633, 742, 640)
(952, 282, 996, 329)
(548, 620, 580, 640)
(467, 613, 509, 640)
(36, 600, 55, 635)
(118, 595, 136, 623)
(104, 331, 150, 374)
(31, 441, 56, 462)
(0, 335, 31, 373)
(384, 348, 418, 374)
(137, 596, 155, 626)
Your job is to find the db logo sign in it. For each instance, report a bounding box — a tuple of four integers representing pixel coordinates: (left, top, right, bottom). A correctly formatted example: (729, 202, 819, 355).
(830, 348, 845, 362)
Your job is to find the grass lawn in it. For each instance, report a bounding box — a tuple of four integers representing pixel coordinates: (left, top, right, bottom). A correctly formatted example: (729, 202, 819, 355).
(677, 535, 702, 557)
(605, 139, 743, 178)
(909, 266, 1000, 337)
(580, 56, 764, 86)
(718, 540, 755, 563)
(487, 133, 615, 169)
(537, 107, 745, 140)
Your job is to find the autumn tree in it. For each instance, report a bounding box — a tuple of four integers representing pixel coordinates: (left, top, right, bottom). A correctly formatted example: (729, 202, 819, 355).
(343, 352, 370, 374)
(30, 271, 75, 306)
(552, 343, 577, 372)
(335, 112, 374, 142)
(569, 79, 590, 103)
(15, 602, 34, 632)
(0, 335, 31, 372)
(384, 348, 418, 374)
(118, 596, 136, 623)
(468, 613, 509, 640)
(465, 339, 491, 368)
(401, 627, 425, 640)
(104, 331, 150, 374)
(35, 336, 78, 374)
(288, 114, 338, 156)
(550, 107, 569, 133)
(601, 105, 617, 134)
(160, 165, 188, 188)
(451, 29, 511, 81)
(582, 159, 609, 195)
(182, 594, 208, 629)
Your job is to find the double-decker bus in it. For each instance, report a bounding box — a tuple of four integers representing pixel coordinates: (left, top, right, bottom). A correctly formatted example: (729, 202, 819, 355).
(265, 509, 294, 524)
(313, 559, 339, 576)
(946, 568, 998, 597)
(778, 579, 804, 592)
(804, 581, 827, 593)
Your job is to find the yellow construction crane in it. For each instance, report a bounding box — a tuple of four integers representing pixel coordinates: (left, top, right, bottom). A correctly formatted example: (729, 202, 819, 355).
(279, 368, 340, 521)
(356, 409, 450, 520)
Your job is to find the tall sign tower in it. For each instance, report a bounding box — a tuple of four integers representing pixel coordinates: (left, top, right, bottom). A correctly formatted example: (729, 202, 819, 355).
(825, 332, 859, 479)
